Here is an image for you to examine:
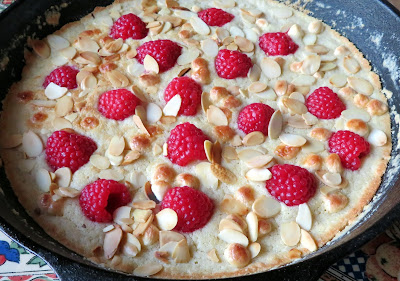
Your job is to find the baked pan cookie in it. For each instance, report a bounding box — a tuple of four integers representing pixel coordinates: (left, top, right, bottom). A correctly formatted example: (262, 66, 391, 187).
(0, 0, 391, 278)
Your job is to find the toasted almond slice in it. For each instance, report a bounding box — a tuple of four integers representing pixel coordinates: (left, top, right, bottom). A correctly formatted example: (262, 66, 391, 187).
(207, 105, 228, 126)
(163, 94, 182, 117)
(289, 92, 305, 103)
(279, 134, 307, 147)
(76, 37, 99, 52)
(283, 98, 308, 115)
(207, 249, 220, 262)
(246, 168, 272, 182)
(103, 225, 115, 233)
(121, 150, 140, 166)
(248, 64, 261, 82)
(252, 195, 281, 218)
(163, 143, 168, 156)
(122, 243, 139, 257)
(288, 24, 303, 39)
(156, 208, 178, 231)
(347, 77, 373, 95)
(132, 115, 150, 136)
(218, 229, 249, 247)
(368, 129, 387, 146)
(329, 74, 347, 88)
(308, 20, 323, 34)
(249, 242, 261, 258)
(195, 162, 219, 189)
(201, 38, 219, 57)
(222, 146, 238, 160)
(59, 46, 76, 60)
(219, 219, 243, 233)
(177, 48, 200, 65)
(246, 212, 258, 242)
(53, 117, 72, 130)
(104, 226, 122, 259)
(300, 229, 317, 252)
(248, 82, 267, 93)
(23, 131, 43, 158)
(322, 172, 342, 186)
(287, 115, 311, 129)
(190, 16, 210, 35)
(302, 112, 318, 126)
(159, 230, 185, 247)
(0, 134, 22, 149)
(230, 26, 244, 37)
(127, 62, 145, 76)
(45, 82, 68, 99)
(133, 209, 152, 223)
(237, 149, 263, 162)
(35, 168, 52, 192)
(245, 155, 273, 168)
(315, 170, 348, 189)
(301, 55, 321, 75)
(261, 57, 281, 79)
(133, 263, 163, 277)
(242, 132, 265, 146)
(201, 91, 212, 114)
(220, 196, 248, 216)
(132, 200, 156, 210)
(81, 73, 97, 89)
(47, 34, 69, 50)
(341, 108, 371, 122)
(126, 232, 142, 252)
(343, 56, 360, 74)
(272, 7, 293, 18)
(296, 203, 312, 231)
(90, 155, 110, 170)
(55, 96, 73, 117)
(54, 167, 72, 187)
(305, 44, 329, 54)
(204, 140, 213, 162)
(280, 221, 300, 246)
(144, 55, 159, 74)
(32, 39, 51, 58)
(99, 169, 124, 181)
(211, 163, 237, 184)
(153, 144, 162, 156)
(291, 75, 316, 86)
(108, 136, 125, 157)
(319, 62, 337, 72)
(234, 36, 254, 52)
(172, 239, 191, 263)
(113, 206, 132, 223)
(213, 0, 236, 8)
(268, 110, 283, 139)
(31, 100, 57, 107)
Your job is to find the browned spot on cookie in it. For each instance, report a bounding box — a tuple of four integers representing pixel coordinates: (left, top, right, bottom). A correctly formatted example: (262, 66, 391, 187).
(130, 135, 151, 151)
(32, 112, 48, 123)
(213, 126, 235, 142)
(80, 116, 99, 130)
(17, 91, 34, 102)
(275, 144, 301, 160)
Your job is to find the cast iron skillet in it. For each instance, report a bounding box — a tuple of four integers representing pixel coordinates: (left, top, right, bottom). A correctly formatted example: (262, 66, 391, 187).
(0, 0, 399, 280)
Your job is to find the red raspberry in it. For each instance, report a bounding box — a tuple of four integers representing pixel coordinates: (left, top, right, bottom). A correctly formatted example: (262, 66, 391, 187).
(161, 186, 214, 232)
(167, 122, 209, 166)
(266, 164, 317, 206)
(79, 179, 131, 222)
(237, 103, 275, 135)
(110, 13, 148, 40)
(198, 8, 234, 26)
(46, 130, 97, 173)
(164, 77, 202, 116)
(215, 49, 252, 79)
(98, 89, 141, 120)
(306, 87, 346, 119)
(259, 32, 299, 56)
(328, 130, 370, 171)
(43, 66, 79, 89)
(136, 40, 182, 72)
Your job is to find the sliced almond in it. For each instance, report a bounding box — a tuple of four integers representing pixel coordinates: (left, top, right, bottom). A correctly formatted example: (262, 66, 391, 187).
(207, 105, 228, 126)
(368, 129, 387, 147)
(35, 168, 52, 192)
(305, 44, 329, 54)
(218, 229, 249, 247)
(195, 162, 219, 189)
(296, 203, 312, 231)
(283, 98, 308, 115)
(200, 39, 218, 58)
(103, 225, 115, 233)
(126, 232, 142, 252)
(107, 70, 129, 88)
(248, 82, 267, 93)
(53, 117, 72, 130)
(132, 200, 156, 210)
(230, 26, 244, 37)
(343, 56, 360, 74)
(237, 149, 263, 162)
(54, 167, 72, 187)
(246, 212, 258, 242)
(45, 83, 68, 100)
(47, 34, 69, 50)
(23, 131, 43, 158)
(81, 73, 97, 89)
(248, 65, 261, 82)
(207, 249, 220, 262)
(113, 206, 132, 224)
(204, 140, 213, 162)
(55, 96, 73, 117)
(103, 226, 122, 259)
(249, 242, 261, 258)
(347, 77, 373, 95)
(163, 94, 182, 117)
(268, 110, 283, 139)
(245, 155, 273, 168)
(280, 221, 300, 246)
(288, 24, 303, 39)
(127, 62, 145, 76)
(133, 263, 163, 277)
(143, 54, 159, 74)
(99, 169, 124, 181)
(90, 155, 110, 170)
(132, 115, 150, 136)
(303, 34, 317, 45)
(291, 75, 316, 86)
(261, 57, 281, 79)
(242, 131, 265, 146)
(301, 55, 321, 75)
(319, 62, 337, 72)
(252, 195, 281, 218)
(108, 136, 125, 157)
(300, 229, 317, 252)
(177, 48, 200, 66)
(211, 163, 237, 184)
(322, 172, 342, 186)
(75, 37, 99, 52)
(341, 108, 371, 122)
(32, 40, 51, 58)
(287, 115, 311, 129)
(121, 150, 140, 166)
(279, 134, 307, 147)
(156, 208, 178, 231)
(222, 146, 238, 160)
(190, 16, 210, 35)
(31, 100, 57, 107)
(159, 230, 185, 247)
(246, 168, 272, 182)
(172, 239, 191, 263)
(289, 92, 305, 103)
(302, 112, 318, 126)
(220, 196, 247, 216)
(308, 20, 323, 34)
(234, 36, 254, 52)
(201, 91, 212, 114)
(272, 7, 293, 18)
(219, 218, 243, 233)
(329, 74, 347, 88)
